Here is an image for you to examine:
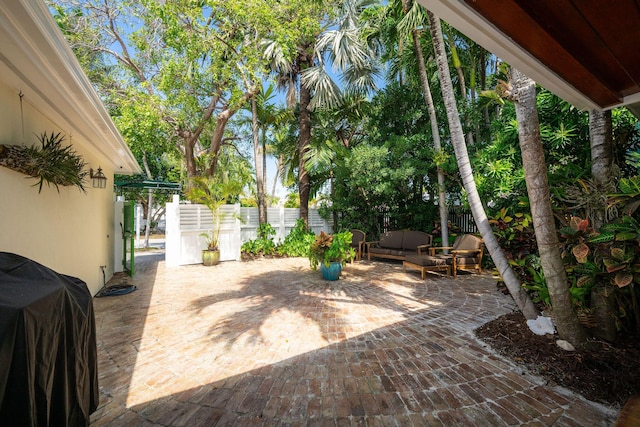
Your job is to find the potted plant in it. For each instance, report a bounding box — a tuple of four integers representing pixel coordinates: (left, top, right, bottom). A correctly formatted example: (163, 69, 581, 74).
(187, 176, 241, 266)
(309, 231, 355, 280)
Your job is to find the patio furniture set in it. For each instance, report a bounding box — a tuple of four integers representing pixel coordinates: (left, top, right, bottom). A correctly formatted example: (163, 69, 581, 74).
(350, 229, 483, 278)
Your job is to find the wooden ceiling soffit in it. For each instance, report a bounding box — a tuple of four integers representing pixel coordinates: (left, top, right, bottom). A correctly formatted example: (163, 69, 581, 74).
(462, 0, 640, 109)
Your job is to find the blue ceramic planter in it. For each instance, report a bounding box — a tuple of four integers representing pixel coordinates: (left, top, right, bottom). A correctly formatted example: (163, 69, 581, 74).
(320, 261, 342, 281)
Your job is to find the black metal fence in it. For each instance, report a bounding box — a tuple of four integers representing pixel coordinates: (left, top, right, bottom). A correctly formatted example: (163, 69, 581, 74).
(372, 206, 477, 235)
(448, 208, 478, 234)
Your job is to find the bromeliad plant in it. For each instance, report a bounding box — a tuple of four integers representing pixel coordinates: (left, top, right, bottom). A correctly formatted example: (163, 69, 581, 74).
(0, 131, 88, 192)
(309, 230, 355, 270)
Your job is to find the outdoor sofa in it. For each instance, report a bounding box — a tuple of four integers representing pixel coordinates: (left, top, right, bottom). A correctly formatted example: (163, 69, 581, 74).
(365, 230, 432, 261)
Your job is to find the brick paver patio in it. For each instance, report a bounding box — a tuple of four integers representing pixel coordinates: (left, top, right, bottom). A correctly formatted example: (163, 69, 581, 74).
(90, 252, 618, 426)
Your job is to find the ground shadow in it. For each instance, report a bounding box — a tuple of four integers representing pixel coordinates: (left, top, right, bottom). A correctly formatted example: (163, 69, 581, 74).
(188, 260, 454, 349)
(90, 257, 618, 426)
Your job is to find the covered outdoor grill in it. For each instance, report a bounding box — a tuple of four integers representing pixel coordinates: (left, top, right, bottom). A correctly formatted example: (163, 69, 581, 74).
(0, 252, 98, 426)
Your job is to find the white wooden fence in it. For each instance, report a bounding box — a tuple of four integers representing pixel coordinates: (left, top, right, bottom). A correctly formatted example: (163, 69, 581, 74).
(165, 196, 332, 267)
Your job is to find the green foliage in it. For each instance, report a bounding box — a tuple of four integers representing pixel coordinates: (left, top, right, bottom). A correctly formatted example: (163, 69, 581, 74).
(241, 224, 277, 256)
(308, 230, 355, 269)
(489, 206, 536, 261)
(23, 131, 88, 193)
(489, 204, 546, 303)
(609, 176, 640, 217)
(187, 175, 243, 250)
(330, 82, 446, 237)
(277, 219, 316, 257)
(559, 215, 640, 332)
(517, 256, 550, 305)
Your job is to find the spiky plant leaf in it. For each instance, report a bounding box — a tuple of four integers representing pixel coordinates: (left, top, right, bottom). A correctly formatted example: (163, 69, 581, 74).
(0, 132, 87, 193)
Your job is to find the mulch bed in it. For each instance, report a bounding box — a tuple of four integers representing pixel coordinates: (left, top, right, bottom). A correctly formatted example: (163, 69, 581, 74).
(475, 311, 640, 407)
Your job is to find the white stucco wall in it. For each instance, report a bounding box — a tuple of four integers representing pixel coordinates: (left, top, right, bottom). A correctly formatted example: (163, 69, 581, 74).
(0, 79, 117, 295)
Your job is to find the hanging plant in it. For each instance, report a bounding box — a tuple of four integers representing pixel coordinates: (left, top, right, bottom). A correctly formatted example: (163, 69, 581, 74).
(0, 131, 88, 192)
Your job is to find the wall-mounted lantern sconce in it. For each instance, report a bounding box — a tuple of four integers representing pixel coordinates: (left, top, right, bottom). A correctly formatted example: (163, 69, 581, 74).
(90, 167, 107, 189)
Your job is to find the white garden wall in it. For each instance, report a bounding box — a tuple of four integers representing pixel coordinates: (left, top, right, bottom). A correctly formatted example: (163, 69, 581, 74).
(165, 196, 332, 267)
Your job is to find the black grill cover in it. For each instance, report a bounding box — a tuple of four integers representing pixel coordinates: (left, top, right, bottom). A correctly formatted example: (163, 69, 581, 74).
(0, 252, 98, 426)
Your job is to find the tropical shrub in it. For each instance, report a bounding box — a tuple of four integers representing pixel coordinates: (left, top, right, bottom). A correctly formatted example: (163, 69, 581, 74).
(560, 216, 640, 335)
(308, 231, 355, 269)
(241, 223, 277, 256)
(489, 205, 546, 301)
(277, 219, 316, 257)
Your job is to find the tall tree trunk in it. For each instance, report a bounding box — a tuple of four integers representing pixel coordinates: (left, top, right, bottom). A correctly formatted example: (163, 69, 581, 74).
(262, 128, 268, 206)
(445, 26, 474, 146)
(411, 28, 449, 248)
(428, 11, 538, 320)
(589, 109, 613, 230)
(205, 86, 260, 177)
(480, 50, 491, 131)
(272, 155, 284, 198)
(298, 75, 312, 228)
(252, 97, 267, 224)
(511, 68, 588, 347)
(183, 137, 198, 180)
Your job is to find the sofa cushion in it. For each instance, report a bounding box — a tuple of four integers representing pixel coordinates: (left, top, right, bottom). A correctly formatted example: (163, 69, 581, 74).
(389, 249, 410, 257)
(379, 231, 403, 249)
(402, 231, 432, 251)
(369, 247, 393, 255)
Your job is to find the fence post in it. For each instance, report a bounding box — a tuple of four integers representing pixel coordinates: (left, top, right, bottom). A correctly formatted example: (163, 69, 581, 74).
(279, 206, 286, 242)
(234, 203, 241, 261)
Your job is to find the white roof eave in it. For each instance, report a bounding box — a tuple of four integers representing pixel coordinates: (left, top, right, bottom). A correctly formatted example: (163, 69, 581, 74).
(0, 0, 141, 175)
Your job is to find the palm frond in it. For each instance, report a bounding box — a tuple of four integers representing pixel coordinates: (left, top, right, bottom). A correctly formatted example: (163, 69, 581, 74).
(342, 61, 380, 92)
(396, 1, 428, 36)
(262, 39, 292, 74)
(302, 66, 342, 110)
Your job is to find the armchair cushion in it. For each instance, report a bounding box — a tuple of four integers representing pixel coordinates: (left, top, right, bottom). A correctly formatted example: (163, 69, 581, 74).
(453, 234, 482, 251)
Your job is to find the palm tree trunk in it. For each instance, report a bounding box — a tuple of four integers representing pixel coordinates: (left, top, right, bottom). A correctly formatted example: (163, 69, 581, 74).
(511, 67, 587, 347)
(411, 29, 449, 248)
(445, 26, 474, 147)
(428, 11, 538, 320)
(298, 77, 312, 228)
(589, 109, 613, 230)
(272, 155, 284, 198)
(252, 97, 267, 224)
